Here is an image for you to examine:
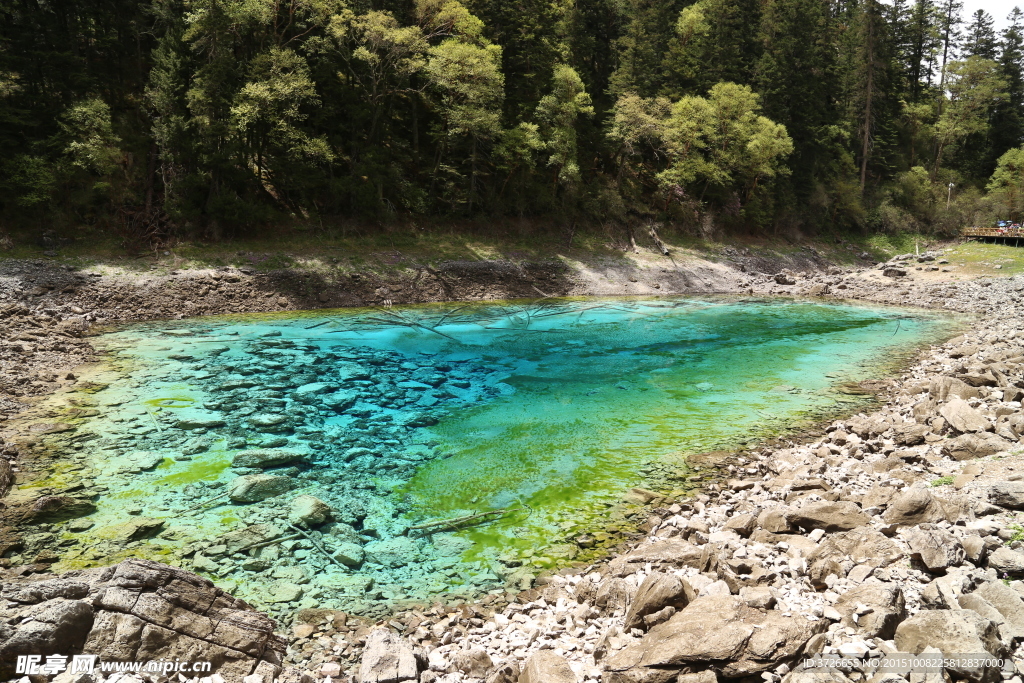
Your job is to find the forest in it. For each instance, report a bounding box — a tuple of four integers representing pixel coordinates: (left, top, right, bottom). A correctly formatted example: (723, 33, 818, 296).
(1, 0, 1024, 243)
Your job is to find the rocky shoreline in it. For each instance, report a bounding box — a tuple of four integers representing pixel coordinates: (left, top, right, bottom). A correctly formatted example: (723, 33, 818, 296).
(2, 248, 1024, 683)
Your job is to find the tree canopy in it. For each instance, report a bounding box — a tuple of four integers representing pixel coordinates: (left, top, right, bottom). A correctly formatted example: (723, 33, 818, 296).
(1, 0, 1023, 239)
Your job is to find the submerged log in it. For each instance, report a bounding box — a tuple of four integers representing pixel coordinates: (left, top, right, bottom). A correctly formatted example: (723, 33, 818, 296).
(406, 505, 529, 535)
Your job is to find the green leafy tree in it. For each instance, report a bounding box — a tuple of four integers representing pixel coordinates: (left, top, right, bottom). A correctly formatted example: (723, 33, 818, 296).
(649, 83, 793, 210)
(988, 146, 1024, 220)
(988, 9, 1024, 173)
(423, 39, 504, 211)
(606, 93, 671, 208)
(536, 64, 594, 193)
(230, 47, 332, 209)
(932, 57, 1006, 175)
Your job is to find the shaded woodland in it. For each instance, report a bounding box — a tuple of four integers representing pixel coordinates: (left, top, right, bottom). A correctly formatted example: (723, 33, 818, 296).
(2, 0, 1024, 242)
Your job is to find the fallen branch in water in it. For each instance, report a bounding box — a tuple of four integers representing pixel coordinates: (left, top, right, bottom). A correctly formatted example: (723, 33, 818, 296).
(406, 505, 530, 535)
(234, 533, 302, 555)
(182, 491, 230, 514)
(144, 408, 165, 433)
(289, 523, 346, 568)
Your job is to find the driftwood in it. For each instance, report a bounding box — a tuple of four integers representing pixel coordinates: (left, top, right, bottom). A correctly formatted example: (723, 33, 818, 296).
(367, 307, 461, 341)
(144, 409, 165, 433)
(182, 491, 230, 514)
(234, 532, 303, 555)
(407, 505, 529, 535)
(288, 523, 346, 568)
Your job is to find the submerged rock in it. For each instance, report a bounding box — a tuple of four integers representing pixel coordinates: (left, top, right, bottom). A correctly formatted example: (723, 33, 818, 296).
(232, 448, 307, 468)
(27, 495, 97, 523)
(333, 542, 365, 567)
(364, 537, 419, 568)
(288, 494, 332, 527)
(267, 581, 304, 604)
(249, 414, 292, 433)
(93, 517, 165, 543)
(173, 416, 227, 430)
(229, 474, 294, 503)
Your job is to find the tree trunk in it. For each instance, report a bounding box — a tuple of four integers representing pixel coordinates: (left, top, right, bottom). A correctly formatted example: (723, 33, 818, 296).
(860, 0, 876, 193)
(937, 0, 956, 116)
(469, 137, 477, 213)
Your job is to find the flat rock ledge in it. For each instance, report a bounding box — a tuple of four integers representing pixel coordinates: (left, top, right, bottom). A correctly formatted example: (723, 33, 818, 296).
(0, 558, 285, 681)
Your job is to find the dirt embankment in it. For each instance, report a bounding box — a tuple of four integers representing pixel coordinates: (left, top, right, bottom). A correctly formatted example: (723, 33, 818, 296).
(0, 247, 841, 419)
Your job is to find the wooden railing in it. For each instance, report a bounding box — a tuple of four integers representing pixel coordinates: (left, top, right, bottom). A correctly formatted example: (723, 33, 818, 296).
(964, 226, 1024, 238)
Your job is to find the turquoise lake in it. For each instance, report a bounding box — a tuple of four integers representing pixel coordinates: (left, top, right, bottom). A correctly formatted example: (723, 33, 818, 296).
(40, 296, 953, 615)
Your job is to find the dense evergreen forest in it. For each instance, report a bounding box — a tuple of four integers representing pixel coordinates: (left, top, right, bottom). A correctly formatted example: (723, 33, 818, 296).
(2, 0, 1024, 243)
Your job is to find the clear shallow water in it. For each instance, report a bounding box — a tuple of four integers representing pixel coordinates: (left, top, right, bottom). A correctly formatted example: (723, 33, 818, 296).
(35, 297, 952, 615)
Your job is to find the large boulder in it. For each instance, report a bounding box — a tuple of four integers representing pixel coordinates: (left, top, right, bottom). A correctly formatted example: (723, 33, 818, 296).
(882, 489, 949, 525)
(894, 609, 1006, 683)
(0, 599, 94, 671)
(943, 433, 1012, 461)
(810, 527, 903, 568)
(892, 422, 929, 446)
(0, 559, 284, 681)
(358, 628, 417, 683)
(939, 398, 990, 433)
(972, 581, 1024, 640)
(0, 458, 12, 499)
(602, 596, 826, 683)
(26, 495, 97, 523)
(904, 526, 965, 574)
(450, 647, 493, 678)
(624, 572, 695, 632)
(229, 474, 294, 503)
(958, 593, 1010, 636)
(613, 539, 704, 572)
(786, 501, 870, 532)
(930, 376, 981, 402)
(834, 583, 906, 639)
(989, 481, 1024, 509)
(783, 671, 852, 683)
(519, 650, 577, 683)
(988, 547, 1024, 576)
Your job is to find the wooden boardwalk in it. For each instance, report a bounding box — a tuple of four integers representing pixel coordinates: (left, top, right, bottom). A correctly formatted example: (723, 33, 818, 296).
(963, 226, 1024, 245)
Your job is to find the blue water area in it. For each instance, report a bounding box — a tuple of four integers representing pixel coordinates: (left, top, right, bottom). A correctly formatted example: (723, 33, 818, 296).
(40, 297, 952, 616)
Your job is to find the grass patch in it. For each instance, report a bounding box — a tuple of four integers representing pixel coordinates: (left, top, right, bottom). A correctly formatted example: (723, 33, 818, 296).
(940, 241, 1024, 277)
(858, 232, 935, 258)
(929, 475, 955, 487)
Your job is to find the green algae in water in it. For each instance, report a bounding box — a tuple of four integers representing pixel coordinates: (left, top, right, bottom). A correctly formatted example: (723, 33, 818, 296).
(50, 296, 955, 613)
